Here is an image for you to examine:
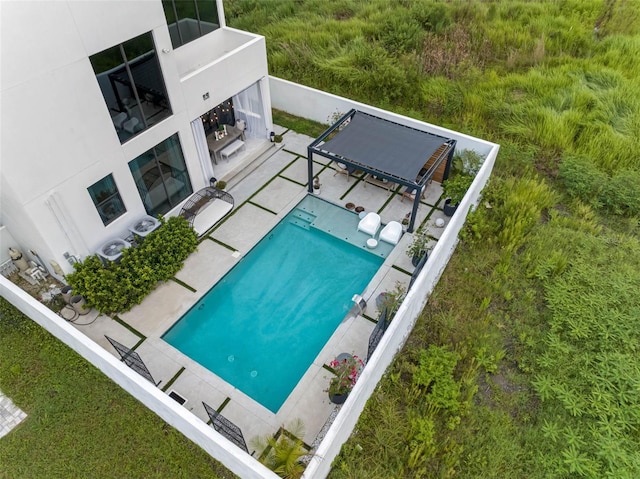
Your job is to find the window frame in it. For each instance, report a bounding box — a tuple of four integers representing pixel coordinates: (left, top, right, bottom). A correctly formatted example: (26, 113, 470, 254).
(162, 0, 220, 49)
(88, 174, 127, 226)
(128, 133, 193, 217)
(90, 32, 172, 143)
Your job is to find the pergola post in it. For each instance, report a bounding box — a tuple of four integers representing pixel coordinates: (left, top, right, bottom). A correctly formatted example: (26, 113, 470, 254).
(307, 146, 314, 194)
(409, 193, 420, 233)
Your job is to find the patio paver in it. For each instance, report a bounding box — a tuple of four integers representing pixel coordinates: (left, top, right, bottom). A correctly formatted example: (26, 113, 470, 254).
(280, 130, 314, 157)
(119, 280, 199, 337)
(0, 391, 27, 439)
(250, 176, 306, 214)
(72, 313, 141, 355)
(280, 156, 311, 185)
(175, 239, 240, 293)
(211, 203, 279, 254)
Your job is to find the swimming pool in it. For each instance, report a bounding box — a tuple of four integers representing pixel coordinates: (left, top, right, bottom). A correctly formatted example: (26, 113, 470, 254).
(163, 196, 386, 412)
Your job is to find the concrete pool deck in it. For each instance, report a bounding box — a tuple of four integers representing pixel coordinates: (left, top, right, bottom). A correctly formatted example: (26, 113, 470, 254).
(70, 125, 451, 450)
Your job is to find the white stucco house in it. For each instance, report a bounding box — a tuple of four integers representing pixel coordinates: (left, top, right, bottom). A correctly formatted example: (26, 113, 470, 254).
(1, 0, 273, 278)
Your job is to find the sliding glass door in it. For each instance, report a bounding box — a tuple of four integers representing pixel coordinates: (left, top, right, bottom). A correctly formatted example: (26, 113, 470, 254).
(129, 134, 192, 216)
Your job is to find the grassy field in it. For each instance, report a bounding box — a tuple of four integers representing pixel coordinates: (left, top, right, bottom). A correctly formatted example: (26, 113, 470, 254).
(0, 299, 236, 479)
(226, 1, 640, 478)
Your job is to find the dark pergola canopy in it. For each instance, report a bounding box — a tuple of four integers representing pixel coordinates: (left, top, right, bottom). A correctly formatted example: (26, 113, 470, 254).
(308, 110, 456, 232)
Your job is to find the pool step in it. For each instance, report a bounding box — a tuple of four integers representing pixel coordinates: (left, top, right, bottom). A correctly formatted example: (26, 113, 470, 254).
(289, 208, 316, 230)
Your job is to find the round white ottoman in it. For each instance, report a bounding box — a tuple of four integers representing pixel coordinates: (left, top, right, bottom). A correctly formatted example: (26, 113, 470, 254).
(366, 238, 378, 249)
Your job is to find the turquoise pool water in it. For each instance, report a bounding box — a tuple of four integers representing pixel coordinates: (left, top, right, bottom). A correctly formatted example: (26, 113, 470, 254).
(163, 196, 385, 412)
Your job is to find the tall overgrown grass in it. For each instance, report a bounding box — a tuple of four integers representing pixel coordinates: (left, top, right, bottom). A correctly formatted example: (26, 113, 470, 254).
(225, 1, 640, 476)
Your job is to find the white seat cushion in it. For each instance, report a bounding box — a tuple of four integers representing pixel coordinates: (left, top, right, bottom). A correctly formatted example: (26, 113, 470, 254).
(123, 117, 140, 133)
(357, 212, 381, 237)
(379, 221, 403, 245)
(192, 200, 234, 236)
(112, 112, 128, 130)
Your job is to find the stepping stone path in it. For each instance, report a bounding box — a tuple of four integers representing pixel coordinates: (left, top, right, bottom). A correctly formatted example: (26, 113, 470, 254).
(0, 389, 27, 439)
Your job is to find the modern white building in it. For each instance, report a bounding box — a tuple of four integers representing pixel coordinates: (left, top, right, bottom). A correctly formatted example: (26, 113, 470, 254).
(1, 0, 273, 277)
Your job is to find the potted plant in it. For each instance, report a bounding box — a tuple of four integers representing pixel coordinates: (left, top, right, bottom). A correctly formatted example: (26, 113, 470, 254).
(441, 174, 473, 216)
(326, 353, 364, 404)
(406, 229, 429, 266)
(313, 176, 321, 194)
(215, 180, 227, 190)
(375, 282, 406, 318)
(442, 149, 483, 217)
(400, 212, 412, 230)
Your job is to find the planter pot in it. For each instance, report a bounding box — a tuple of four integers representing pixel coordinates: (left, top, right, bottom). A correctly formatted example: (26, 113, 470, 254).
(411, 251, 426, 267)
(313, 187, 321, 195)
(70, 295, 90, 315)
(61, 285, 73, 304)
(443, 198, 458, 217)
(329, 392, 349, 404)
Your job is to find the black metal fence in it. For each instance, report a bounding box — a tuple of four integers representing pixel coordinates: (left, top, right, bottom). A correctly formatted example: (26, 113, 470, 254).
(105, 336, 159, 386)
(367, 307, 390, 362)
(408, 251, 428, 291)
(202, 402, 249, 453)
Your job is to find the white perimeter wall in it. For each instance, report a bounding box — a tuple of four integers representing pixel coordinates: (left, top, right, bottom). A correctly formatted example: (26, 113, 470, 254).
(0, 77, 498, 479)
(269, 76, 496, 157)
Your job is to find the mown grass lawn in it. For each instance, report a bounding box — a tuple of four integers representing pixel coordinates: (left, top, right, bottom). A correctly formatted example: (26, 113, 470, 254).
(0, 299, 235, 479)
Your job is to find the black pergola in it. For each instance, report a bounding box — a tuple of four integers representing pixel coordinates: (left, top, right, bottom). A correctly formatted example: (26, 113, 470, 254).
(307, 110, 456, 232)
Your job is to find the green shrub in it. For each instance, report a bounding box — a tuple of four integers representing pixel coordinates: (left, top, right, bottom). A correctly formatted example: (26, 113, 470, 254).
(524, 223, 640, 478)
(560, 157, 640, 217)
(67, 216, 197, 314)
(412, 345, 461, 414)
(442, 173, 473, 205)
(252, 419, 307, 479)
(558, 155, 607, 204)
(452, 149, 484, 176)
(372, 14, 424, 54)
(601, 170, 640, 216)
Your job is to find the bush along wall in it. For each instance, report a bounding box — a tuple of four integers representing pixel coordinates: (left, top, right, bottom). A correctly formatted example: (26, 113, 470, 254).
(67, 216, 198, 314)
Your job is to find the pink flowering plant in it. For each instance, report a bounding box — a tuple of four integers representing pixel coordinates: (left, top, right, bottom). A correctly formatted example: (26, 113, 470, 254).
(326, 355, 365, 396)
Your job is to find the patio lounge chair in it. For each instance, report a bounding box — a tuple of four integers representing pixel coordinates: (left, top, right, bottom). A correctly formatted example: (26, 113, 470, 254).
(357, 212, 381, 236)
(333, 162, 357, 181)
(379, 221, 403, 245)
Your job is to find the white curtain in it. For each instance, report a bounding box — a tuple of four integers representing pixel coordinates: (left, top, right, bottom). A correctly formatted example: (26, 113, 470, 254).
(233, 82, 267, 139)
(191, 117, 215, 182)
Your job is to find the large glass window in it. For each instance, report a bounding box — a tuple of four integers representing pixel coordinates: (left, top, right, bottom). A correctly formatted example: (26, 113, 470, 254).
(88, 175, 127, 225)
(129, 134, 193, 216)
(163, 0, 220, 49)
(90, 32, 172, 143)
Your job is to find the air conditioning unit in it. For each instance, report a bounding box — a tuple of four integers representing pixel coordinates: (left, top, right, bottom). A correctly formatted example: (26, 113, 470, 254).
(128, 215, 160, 237)
(97, 238, 131, 262)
